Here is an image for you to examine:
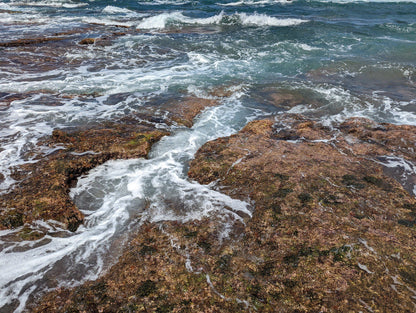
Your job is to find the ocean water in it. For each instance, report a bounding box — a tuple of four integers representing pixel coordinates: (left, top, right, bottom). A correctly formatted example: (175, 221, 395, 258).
(0, 0, 416, 311)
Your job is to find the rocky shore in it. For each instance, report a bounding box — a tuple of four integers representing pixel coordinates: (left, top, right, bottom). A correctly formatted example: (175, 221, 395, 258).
(31, 113, 416, 312)
(0, 95, 218, 236)
(1, 2, 416, 311)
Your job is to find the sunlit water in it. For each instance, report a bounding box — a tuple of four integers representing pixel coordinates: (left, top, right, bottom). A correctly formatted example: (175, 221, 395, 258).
(0, 0, 416, 311)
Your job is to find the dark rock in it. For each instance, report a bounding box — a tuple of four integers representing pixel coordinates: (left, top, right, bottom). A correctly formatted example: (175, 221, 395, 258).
(0, 37, 66, 47)
(136, 280, 157, 297)
(78, 38, 95, 45)
(0, 210, 23, 229)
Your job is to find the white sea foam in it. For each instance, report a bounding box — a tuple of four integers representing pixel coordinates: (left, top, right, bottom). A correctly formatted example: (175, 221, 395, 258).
(137, 11, 307, 29)
(238, 12, 306, 26)
(375, 156, 416, 196)
(0, 11, 51, 25)
(219, 0, 294, 6)
(8, 0, 88, 8)
(286, 83, 416, 127)
(310, 0, 416, 3)
(137, 0, 193, 5)
(102, 5, 138, 15)
(0, 91, 147, 194)
(0, 30, 243, 191)
(295, 43, 320, 51)
(0, 2, 12, 9)
(81, 16, 135, 27)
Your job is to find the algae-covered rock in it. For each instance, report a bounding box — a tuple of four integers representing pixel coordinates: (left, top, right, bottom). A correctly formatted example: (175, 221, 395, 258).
(32, 114, 416, 312)
(187, 114, 416, 312)
(133, 96, 219, 128)
(0, 122, 168, 232)
(0, 93, 221, 233)
(78, 38, 95, 45)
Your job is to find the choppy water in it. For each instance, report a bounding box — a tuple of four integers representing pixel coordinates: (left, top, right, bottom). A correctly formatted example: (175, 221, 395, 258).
(0, 0, 416, 311)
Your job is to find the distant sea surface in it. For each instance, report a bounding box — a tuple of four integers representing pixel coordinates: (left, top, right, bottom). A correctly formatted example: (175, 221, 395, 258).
(0, 0, 416, 311)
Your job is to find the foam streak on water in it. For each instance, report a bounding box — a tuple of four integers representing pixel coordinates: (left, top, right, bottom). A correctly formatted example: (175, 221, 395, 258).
(0, 96, 261, 312)
(375, 156, 416, 196)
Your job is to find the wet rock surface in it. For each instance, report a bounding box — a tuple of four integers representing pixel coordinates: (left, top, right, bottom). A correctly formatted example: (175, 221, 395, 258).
(0, 92, 219, 233)
(0, 25, 137, 75)
(78, 38, 96, 45)
(32, 114, 416, 312)
(137, 96, 219, 128)
(0, 122, 168, 232)
(1, 92, 221, 234)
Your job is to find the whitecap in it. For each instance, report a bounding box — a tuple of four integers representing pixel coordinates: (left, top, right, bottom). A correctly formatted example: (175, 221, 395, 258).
(137, 0, 193, 5)
(137, 11, 308, 29)
(237, 12, 306, 27)
(8, 0, 88, 8)
(219, 0, 293, 6)
(309, 0, 416, 3)
(102, 5, 147, 18)
(81, 16, 135, 27)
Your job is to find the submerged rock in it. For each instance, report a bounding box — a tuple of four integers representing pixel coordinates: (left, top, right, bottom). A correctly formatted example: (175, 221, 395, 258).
(78, 38, 95, 45)
(0, 36, 67, 47)
(133, 95, 219, 128)
(33, 114, 416, 312)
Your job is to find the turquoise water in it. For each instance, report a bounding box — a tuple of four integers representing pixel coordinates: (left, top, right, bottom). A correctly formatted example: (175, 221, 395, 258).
(0, 0, 416, 311)
(1, 0, 415, 128)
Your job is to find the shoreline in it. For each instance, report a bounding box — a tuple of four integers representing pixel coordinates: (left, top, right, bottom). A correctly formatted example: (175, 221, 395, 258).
(1, 1, 416, 311)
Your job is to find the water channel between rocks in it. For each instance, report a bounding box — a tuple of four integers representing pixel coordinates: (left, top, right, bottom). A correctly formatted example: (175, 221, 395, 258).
(0, 96, 266, 312)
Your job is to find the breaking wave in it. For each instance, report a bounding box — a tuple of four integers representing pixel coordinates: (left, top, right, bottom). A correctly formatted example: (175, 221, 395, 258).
(307, 0, 416, 3)
(6, 0, 88, 8)
(219, 0, 294, 6)
(137, 11, 307, 29)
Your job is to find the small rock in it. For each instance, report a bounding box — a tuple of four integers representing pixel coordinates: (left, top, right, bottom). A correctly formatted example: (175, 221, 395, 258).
(79, 38, 95, 45)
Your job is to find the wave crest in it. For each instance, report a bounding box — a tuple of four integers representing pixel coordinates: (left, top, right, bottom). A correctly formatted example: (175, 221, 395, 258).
(102, 6, 139, 15)
(137, 11, 307, 29)
(219, 0, 293, 6)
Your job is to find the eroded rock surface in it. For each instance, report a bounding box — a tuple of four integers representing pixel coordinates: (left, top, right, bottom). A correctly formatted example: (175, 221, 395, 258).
(32, 114, 416, 312)
(188, 115, 416, 312)
(0, 122, 168, 232)
(0, 92, 220, 233)
(132, 96, 219, 128)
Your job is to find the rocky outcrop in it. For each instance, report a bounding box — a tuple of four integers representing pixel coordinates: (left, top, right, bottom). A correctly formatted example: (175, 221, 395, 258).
(160, 97, 218, 128)
(188, 114, 416, 312)
(0, 36, 67, 47)
(0, 94, 220, 234)
(32, 114, 416, 312)
(0, 122, 168, 232)
(133, 96, 218, 128)
(78, 38, 95, 45)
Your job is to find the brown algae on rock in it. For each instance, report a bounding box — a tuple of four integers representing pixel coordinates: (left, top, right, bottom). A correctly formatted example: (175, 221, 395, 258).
(31, 114, 416, 312)
(0, 122, 168, 232)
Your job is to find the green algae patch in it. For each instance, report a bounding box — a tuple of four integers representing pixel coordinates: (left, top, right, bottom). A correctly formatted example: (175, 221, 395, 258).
(0, 209, 23, 229)
(18, 226, 45, 241)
